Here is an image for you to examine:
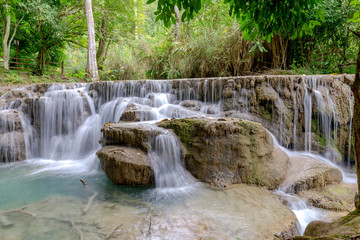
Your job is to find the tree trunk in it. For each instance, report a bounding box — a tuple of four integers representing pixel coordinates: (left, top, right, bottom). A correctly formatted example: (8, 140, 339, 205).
(134, 0, 138, 40)
(271, 37, 280, 69)
(174, 5, 180, 42)
(85, 0, 99, 81)
(2, 1, 23, 72)
(3, 6, 10, 71)
(352, 42, 360, 210)
(36, 45, 47, 75)
(96, 18, 107, 70)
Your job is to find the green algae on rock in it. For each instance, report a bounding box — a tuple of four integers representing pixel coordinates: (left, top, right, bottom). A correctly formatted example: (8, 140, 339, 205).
(159, 118, 289, 189)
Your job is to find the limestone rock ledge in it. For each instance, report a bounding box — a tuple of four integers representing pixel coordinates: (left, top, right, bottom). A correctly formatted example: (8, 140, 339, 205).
(97, 145, 154, 186)
(292, 210, 360, 240)
(280, 156, 343, 194)
(158, 118, 289, 189)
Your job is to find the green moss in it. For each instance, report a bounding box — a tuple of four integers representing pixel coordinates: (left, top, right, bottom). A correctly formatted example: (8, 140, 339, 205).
(261, 108, 272, 121)
(250, 160, 260, 185)
(316, 133, 326, 150)
(158, 119, 204, 147)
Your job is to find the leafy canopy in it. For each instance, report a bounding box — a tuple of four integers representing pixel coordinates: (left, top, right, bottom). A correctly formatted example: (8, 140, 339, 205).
(149, 0, 323, 41)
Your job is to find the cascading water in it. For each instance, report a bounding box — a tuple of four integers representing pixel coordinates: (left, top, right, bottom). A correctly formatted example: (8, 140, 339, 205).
(302, 77, 340, 158)
(38, 87, 98, 159)
(148, 129, 195, 188)
(303, 78, 313, 152)
(0, 110, 36, 162)
(293, 91, 297, 150)
(0, 76, 357, 239)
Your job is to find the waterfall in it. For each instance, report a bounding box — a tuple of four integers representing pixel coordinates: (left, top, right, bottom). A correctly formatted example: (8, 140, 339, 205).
(303, 78, 313, 152)
(302, 77, 339, 157)
(204, 79, 208, 105)
(0, 110, 36, 162)
(293, 91, 297, 150)
(0, 76, 354, 186)
(148, 130, 195, 188)
(38, 88, 98, 159)
(241, 88, 248, 114)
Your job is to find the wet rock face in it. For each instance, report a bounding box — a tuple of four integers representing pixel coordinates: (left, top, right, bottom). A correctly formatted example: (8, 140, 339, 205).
(98, 123, 163, 185)
(119, 103, 155, 122)
(0, 75, 355, 164)
(280, 156, 343, 194)
(100, 123, 163, 152)
(159, 118, 288, 189)
(0, 132, 26, 162)
(97, 146, 154, 185)
(302, 211, 360, 239)
(298, 182, 357, 212)
(180, 100, 203, 111)
(0, 110, 27, 162)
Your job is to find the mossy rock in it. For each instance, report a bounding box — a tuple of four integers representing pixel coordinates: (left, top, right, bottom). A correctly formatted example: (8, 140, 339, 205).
(159, 118, 288, 189)
(303, 210, 360, 239)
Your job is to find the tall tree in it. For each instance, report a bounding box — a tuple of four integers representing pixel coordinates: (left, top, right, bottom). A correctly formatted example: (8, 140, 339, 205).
(93, 0, 136, 69)
(85, 0, 99, 81)
(150, 0, 323, 69)
(350, 1, 360, 209)
(0, 0, 25, 71)
(174, 5, 180, 42)
(24, 0, 86, 75)
(352, 35, 360, 210)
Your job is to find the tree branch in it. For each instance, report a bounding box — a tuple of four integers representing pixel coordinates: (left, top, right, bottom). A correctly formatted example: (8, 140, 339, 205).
(350, 30, 360, 39)
(8, 14, 24, 50)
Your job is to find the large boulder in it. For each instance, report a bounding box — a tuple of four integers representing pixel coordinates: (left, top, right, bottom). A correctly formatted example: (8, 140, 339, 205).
(298, 182, 357, 212)
(0, 110, 27, 162)
(280, 155, 343, 193)
(0, 110, 23, 133)
(119, 103, 157, 122)
(0, 132, 26, 162)
(158, 118, 289, 189)
(301, 211, 360, 239)
(97, 145, 154, 185)
(180, 100, 203, 111)
(100, 123, 163, 151)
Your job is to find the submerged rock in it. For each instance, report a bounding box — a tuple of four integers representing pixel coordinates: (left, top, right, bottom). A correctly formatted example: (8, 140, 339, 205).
(0, 184, 300, 240)
(280, 156, 343, 193)
(298, 182, 357, 212)
(300, 211, 360, 239)
(159, 118, 288, 189)
(97, 145, 154, 185)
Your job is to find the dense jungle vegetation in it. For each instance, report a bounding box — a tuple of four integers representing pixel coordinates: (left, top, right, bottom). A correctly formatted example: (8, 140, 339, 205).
(1, 0, 360, 83)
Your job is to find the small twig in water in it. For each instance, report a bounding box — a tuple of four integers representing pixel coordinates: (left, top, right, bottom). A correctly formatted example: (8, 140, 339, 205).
(80, 178, 88, 188)
(148, 215, 152, 236)
(71, 220, 83, 240)
(82, 191, 98, 214)
(0, 207, 37, 219)
(105, 223, 123, 240)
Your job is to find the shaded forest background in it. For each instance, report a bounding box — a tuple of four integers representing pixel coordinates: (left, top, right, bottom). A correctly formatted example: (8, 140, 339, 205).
(1, 0, 360, 83)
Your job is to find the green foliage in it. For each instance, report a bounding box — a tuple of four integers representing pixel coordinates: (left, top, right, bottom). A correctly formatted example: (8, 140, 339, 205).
(150, 0, 322, 42)
(1, 0, 360, 81)
(0, 68, 81, 84)
(306, 0, 359, 73)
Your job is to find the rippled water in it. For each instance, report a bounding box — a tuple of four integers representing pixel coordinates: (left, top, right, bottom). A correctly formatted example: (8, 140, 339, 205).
(0, 158, 301, 240)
